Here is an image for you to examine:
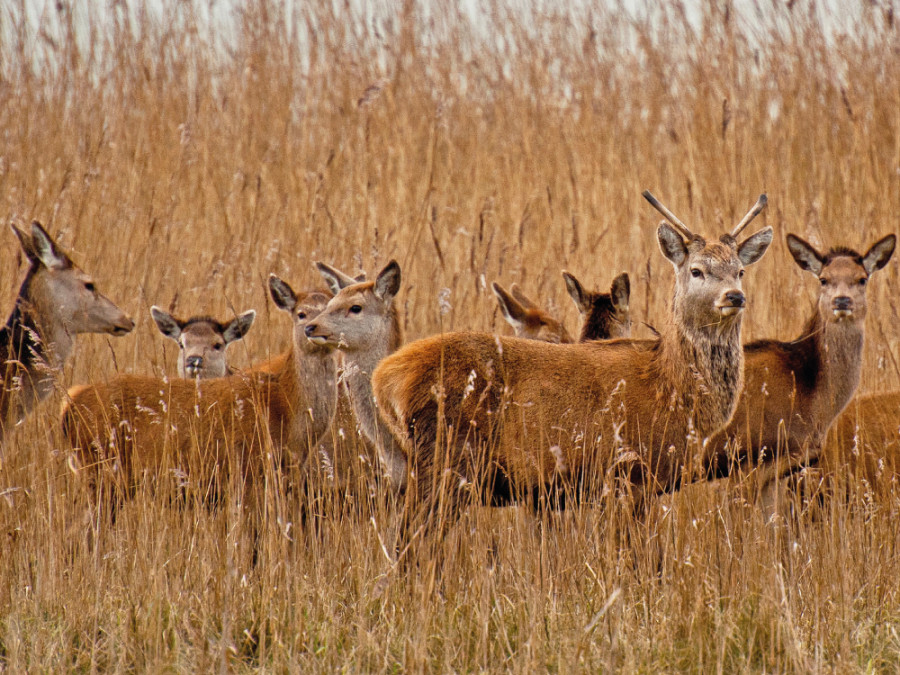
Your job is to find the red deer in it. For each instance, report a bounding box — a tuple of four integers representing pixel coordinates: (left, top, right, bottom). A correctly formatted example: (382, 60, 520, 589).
(305, 261, 407, 490)
(373, 192, 772, 544)
(61, 277, 338, 500)
(562, 271, 632, 342)
(1, 222, 134, 442)
(492, 281, 573, 343)
(150, 306, 256, 379)
(702, 234, 895, 505)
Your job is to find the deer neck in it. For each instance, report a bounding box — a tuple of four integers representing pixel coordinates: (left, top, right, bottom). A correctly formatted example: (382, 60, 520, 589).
(1, 275, 71, 418)
(657, 312, 745, 440)
(799, 310, 864, 427)
(281, 340, 338, 441)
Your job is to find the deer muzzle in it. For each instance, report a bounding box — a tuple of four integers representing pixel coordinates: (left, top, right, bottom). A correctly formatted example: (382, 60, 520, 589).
(716, 291, 745, 317)
(832, 296, 853, 318)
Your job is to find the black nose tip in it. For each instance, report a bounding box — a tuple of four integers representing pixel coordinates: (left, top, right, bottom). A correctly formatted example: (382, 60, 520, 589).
(185, 356, 203, 368)
(834, 296, 852, 310)
(305, 324, 317, 337)
(725, 291, 745, 307)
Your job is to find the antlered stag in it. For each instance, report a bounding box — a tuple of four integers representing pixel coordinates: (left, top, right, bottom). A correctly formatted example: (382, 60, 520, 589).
(373, 192, 772, 540)
(1, 222, 134, 442)
(151, 306, 256, 379)
(62, 278, 338, 499)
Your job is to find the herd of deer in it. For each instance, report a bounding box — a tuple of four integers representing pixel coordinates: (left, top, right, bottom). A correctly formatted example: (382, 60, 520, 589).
(2, 191, 899, 557)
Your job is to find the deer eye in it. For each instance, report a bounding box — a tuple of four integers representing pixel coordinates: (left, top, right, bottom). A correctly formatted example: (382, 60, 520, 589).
(297, 311, 307, 319)
(690, 268, 703, 279)
(858, 277, 867, 286)
(738, 270, 745, 278)
(819, 278, 827, 286)
(84, 282, 96, 292)
(213, 343, 224, 351)
(349, 305, 363, 314)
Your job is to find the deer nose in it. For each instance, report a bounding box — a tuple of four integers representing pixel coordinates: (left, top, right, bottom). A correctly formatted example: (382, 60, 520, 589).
(724, 291, 745, 308)
(305, 324, 317, 337)
(185, 356, 203, 370)
(833, 296, 852, 311)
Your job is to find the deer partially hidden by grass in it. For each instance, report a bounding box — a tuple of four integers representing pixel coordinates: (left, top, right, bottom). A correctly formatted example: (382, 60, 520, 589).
(305, 261, 407, 491)
(702, 233, 895, 511)
(151, 306, 256, 379)
(562, 271, 632, 342)
(373, 192, 772, 549)
(61, 277, 338, 505)
(1, 222, 134, 443)
(492, 282, 573, 344)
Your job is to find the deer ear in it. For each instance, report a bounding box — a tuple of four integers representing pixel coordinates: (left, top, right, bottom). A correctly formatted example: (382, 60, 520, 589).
(493, 282, 528, 331)
(509, 284, 538, 310)
(30, 221, 71, 270)
(373, 260, 401, 301)
(658, 222, 688, 266)
(611, 273, 630, 310)
(151, 306, 182, 340)
(562, 271, 590, 313)
(269, 274, 298, 311)
(862, 234, 896, 275)
(786, 234, 824, 275)
(223, 310, 256, 344)
(737, 227, 773, 266)
(315, 262, 360, 295)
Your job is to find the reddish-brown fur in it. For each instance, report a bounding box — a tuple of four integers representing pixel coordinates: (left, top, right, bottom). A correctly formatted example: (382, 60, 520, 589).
(373, 194, 772, 540)
(562, 271, 632, 342)
(61, 282, 337, 499)
(1, 222, 134, 442)
(703, 235, 895, 494)
(492, 281, 573, 344)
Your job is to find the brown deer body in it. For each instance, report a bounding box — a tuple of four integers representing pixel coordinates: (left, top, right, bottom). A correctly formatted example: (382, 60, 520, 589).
(562, 271, 632, 341)
(704, 235, 895, 489)
(62, 280, 337, 497)
(151, 307, 256, 379)
(305, 261, 407, 490)
(492, 282, 573, 343)
(373, 193, 772, 538)
(1, 222, 134, 441)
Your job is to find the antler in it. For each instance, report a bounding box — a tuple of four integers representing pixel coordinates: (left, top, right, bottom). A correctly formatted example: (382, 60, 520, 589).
(731, 194, 768, 239)
(641, 191, 693, 240)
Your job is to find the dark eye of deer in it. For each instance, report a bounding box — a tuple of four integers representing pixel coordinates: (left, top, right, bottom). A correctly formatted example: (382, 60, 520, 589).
(738, 270, 744, 278)
(84, 282, 95, 292)
(858, 278, 867, 286)
(819, 278, 827, 286)
(350, 305, 363, 314)
(690, 269, 703, 279)
(297, 311, 306, 319)
(213, 343, 224, 351)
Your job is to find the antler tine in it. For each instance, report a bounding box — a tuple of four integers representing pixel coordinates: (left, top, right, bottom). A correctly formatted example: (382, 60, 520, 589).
(641, 190, 693, 240)
(730, 194, 768, 239)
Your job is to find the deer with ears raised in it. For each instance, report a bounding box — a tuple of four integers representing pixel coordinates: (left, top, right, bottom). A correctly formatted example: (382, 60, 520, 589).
(1, 222, 134, 443)
(562, 271, 632, 342)
(151, 306, 256, 379)
(304, 261, 407, 491)
(702, 233, 895, 510)
(61, 277, 338, 501)
(492, 282, 573, 344)
(372, 192, 772, 544)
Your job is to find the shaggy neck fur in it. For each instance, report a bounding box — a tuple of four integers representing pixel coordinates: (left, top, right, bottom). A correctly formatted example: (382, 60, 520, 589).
(280, 338, 338, 443)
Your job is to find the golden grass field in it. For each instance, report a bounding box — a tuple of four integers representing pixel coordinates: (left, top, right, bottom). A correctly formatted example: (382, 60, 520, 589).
(2, 0, 900, 671)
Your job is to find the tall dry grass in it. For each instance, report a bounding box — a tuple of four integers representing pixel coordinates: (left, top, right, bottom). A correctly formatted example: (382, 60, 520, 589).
(1, 0, 900, 671)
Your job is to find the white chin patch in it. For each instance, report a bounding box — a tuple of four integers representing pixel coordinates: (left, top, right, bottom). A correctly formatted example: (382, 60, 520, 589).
(308, 335, 329, 344)
(833, 309, 853, 319)
(718, 306, 742, 317)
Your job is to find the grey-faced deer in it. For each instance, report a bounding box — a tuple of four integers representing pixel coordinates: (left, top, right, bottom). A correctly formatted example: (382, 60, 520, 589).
(151, 306, 256, 379)
(1, 222, 134, 441)
(372, 192, 771, 545)
(492, 281, 573, 343)
(305, 261, 407, 490)
(562, 271, 632, 341)
(702, 234, 895, 511)
(62, 278, 338, 501)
